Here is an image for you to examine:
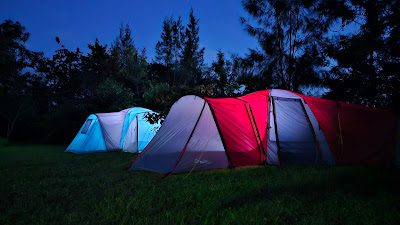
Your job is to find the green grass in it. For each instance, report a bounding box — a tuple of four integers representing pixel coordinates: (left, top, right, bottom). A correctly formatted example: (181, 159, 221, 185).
(0, 145, 399, 225)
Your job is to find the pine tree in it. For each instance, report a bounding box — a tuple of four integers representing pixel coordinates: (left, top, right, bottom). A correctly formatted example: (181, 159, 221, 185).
(324, 0, 400, 109)
(111, 23, 148, 105)
(155, 16, 183, 85)
(240, 0, 334, 92)
(181, 9, 205, 86)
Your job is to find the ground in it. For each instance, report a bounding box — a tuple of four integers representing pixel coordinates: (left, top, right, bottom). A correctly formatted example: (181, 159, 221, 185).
(0, 145, 399, 224)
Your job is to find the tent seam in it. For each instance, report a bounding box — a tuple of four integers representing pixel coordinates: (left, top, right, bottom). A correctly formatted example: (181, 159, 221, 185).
(165, 100, 207, 176)
(206, 99, 234, 169)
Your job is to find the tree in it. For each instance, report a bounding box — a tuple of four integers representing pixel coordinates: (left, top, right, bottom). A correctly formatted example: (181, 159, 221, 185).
(80, 39, 113, 111)
(0, 20, 41, 142)
(324, 0, 400, 109)
(209, 51, 240, 97)
(240, 0, 335, 92)
(42, 44, 83, 106)
(181, 9, 205, 86)
(155, 16, 184, 85)
(111, 23, 148, 104)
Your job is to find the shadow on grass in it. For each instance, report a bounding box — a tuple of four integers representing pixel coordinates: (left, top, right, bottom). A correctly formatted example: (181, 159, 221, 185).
(221, 166, 400, 209)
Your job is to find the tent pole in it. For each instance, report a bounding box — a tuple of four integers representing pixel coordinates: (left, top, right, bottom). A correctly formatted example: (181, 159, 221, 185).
(244, 104, 263, 164)
(207, 100, 234, 169)
(236, 98, 265, 164)
(337, 102, 344, 162)
(299, 99, 325, 163)
(136, 114, 139, 153)
(248, 104, 266, 163)
(271, 97, 281, 165)
(164, 101, 207, 177)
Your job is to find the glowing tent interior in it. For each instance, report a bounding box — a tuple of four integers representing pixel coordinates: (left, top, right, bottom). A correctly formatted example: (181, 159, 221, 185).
(66, 107, 160, 154)
(129, 89, 398, 174)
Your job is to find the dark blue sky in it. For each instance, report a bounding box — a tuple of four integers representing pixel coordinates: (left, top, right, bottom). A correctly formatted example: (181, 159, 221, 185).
(0, 0, 259, 64)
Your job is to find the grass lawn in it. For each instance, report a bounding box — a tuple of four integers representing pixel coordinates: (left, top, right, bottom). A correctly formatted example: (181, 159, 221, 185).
(0, 145, 399, 224)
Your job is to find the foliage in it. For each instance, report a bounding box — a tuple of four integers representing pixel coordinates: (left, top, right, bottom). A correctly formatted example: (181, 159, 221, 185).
(0, 1, 399, 144)
(240, 0, 339, 92)
(155, 16, 184, 85)
(324, 0, 400, 109)
(0, 20, 43, 142)
(181, 9, 206, 86)
(111, 24, 148, 103)
(208, 51, 240, 97)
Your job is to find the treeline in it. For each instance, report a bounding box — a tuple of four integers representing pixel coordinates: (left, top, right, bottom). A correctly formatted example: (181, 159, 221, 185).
(1, 1, 399, 144)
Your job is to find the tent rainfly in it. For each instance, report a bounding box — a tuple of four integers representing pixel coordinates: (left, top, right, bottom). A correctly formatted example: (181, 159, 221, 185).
(66, 107, 160, 154)
(129, 89, 399, 174)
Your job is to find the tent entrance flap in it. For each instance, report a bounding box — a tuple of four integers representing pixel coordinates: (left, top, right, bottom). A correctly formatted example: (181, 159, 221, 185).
(273, 97, 321, 165)
(96, 112, 128, 151)
(172, 103, 229, 173)
(122, 117, 138, 152)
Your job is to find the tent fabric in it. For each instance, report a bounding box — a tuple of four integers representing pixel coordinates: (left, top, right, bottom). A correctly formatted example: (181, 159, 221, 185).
(237, 90, 269, 163)
(138, 112, 158, 152)
(65, 115, 107, 154)
(292, 92, 396, 165)
(273, 98, 321, 165)
(302, 100, 336, 165)
(172, 103, 229, 173)
(122, 117, 138, 152)
(96, 109, 130, 151)
(121, 107, 153, 148)
(206, 97, 263, 167)
(66, 107, 159, 154)
(129, 96, 206, 173)
(129, 89, 398, 174)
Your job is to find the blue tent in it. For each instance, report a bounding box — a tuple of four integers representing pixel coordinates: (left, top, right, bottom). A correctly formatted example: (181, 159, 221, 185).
(66, 107, 160, 154)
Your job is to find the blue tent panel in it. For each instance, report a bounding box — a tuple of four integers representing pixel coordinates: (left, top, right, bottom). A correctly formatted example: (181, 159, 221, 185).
(137, 112, 160, 152)
(65, 114, 107, 154)
(120, 107, 152, 148)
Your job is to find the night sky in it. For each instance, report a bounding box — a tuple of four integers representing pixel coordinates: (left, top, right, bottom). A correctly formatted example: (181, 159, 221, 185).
(0, 0, 259, 64)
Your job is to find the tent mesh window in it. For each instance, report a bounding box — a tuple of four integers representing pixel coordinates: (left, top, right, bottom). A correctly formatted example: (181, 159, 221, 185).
(81, 119, 93, 134)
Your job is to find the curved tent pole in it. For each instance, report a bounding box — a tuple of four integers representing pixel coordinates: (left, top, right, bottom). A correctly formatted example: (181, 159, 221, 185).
(248, 104, 266, 162)
(126, 111, 156, 170)
(236, 98, 265, 164)
(94, 113, 109, 152)
(299, 99, 325, 163)
(271, 96, 281, 165)
(206, 99, 234, 169)
(163, 100, 207, 177)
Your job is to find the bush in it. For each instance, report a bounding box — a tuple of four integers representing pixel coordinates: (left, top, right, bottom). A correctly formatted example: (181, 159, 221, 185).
(0, 136, 8, 147)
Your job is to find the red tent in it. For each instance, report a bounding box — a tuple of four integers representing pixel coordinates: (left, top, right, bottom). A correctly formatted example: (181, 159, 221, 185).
(129, 89, 398, 174)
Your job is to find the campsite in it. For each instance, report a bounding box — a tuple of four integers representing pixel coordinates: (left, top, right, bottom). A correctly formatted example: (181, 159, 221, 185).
(1, 0, 400, 224)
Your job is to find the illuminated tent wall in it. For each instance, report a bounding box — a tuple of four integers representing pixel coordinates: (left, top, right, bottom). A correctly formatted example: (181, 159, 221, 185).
(66, 107, 160, 154)
(129, 90, 398, 174)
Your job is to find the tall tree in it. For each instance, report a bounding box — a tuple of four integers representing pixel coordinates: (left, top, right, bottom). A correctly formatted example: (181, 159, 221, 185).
(209, 51, 240, 97)
(111, 23, 148, 104)
(181, 9, 205, 86)
(81, 39, 112, 111)
(0, 20, 42, 141)
(324, 0, 400, 109)
(42, 44, 83, 105)
(240, 0, 336, 92)
(155, 16, 184, 85)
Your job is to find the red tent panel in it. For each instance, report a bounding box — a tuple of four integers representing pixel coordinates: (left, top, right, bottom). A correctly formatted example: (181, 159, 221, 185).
(238, 90, 270, 161)
(206, 97, 262, 167)
(339, 102, 396, 164)
(295, 92, 396, 165)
